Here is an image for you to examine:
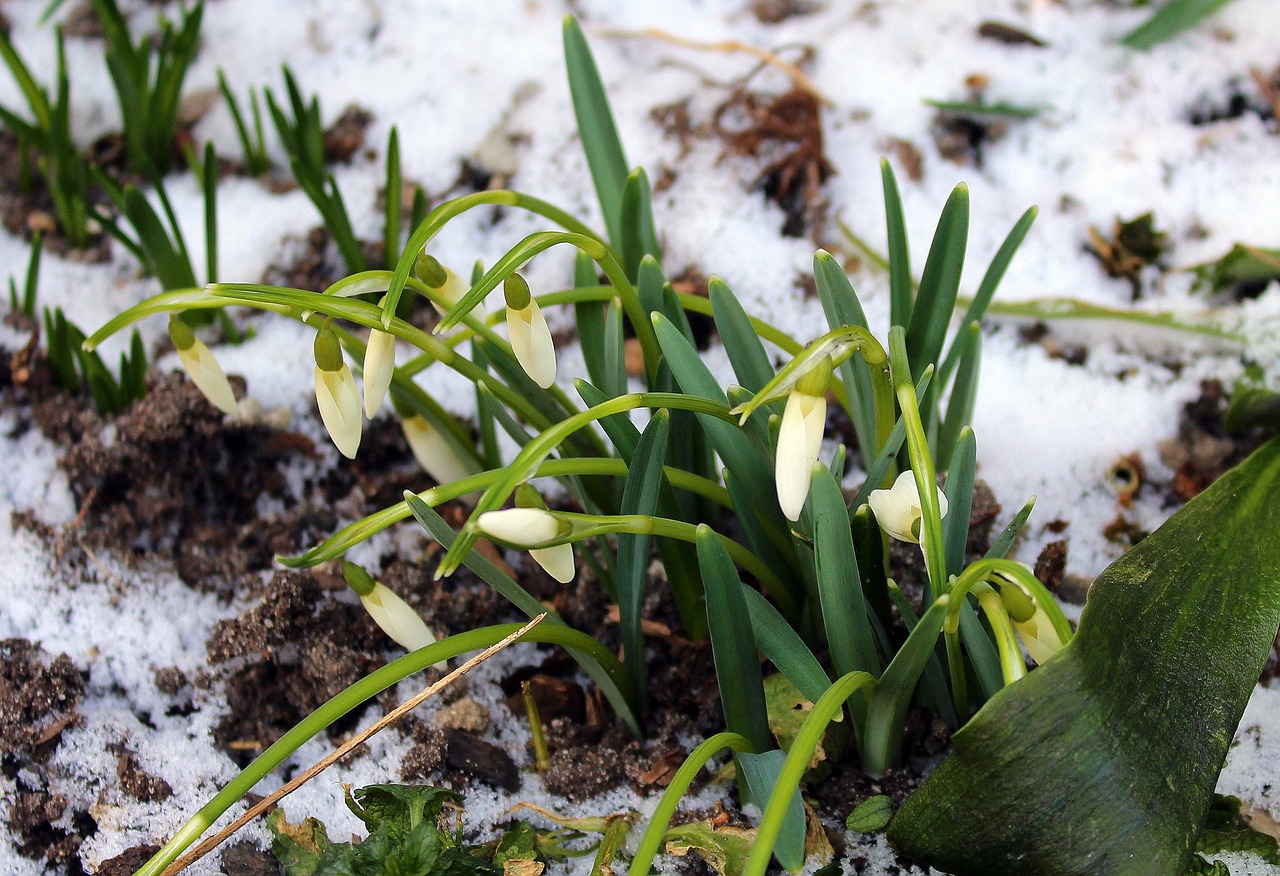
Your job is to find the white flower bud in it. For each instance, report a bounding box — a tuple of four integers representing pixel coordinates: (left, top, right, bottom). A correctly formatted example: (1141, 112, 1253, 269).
(362, 329, 397, 418)
(401, 414, 480, 488)
(475, 507, 564, 546)
(314, 363, 362, 459)
(775, 390, 827, 521)
(361, 582, 439, 654)
(507, 300, 557, 389)
(476, 507, 576, 583)
(174, 336, 239, 415)
(867, 470, 949, 544)
(1013, 604, 1065, 666)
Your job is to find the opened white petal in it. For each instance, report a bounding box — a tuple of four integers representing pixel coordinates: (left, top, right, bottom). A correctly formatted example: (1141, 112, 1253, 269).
(177, 340, 238, 415)
(314, 364, 362, 459)
(402, 415, 479, 487)
(530, 544, 575, 583)
(507, 301, 557, 389)
(867, 470, 949, 544)
(475, 507, 562, 547)
(361, 583, 437, 652)
(1014, 605, 1065, 666)
(362, 329, 397, 418)
(775, 391, 826, 521)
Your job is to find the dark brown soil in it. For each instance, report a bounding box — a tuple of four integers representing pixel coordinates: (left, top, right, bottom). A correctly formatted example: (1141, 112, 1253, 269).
(0, 639, 85, 767)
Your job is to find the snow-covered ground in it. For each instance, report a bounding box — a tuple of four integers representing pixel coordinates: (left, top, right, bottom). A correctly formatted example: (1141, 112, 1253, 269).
(2, 0, 1280, 872)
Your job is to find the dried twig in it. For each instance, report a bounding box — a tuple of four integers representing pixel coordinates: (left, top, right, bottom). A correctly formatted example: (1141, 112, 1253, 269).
(159, 614, 548, 876)
(595, 26, 832, 106)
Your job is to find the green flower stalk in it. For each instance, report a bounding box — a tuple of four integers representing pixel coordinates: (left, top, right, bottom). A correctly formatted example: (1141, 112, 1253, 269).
(313, 322, 361, 459)
(775, 355, 833, 521)
(168, 315, 238, 415)
(504, 272, 557, 389)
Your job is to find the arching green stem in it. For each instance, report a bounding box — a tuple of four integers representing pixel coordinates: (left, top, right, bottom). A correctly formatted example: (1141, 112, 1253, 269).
(131, 623, 629, 876)
(742, 671, 878, 876)
(627, 733, 755, 876)
(279, 458, 732, 568)
(976, 584, 1027, 685)
(435, 392, 738, 579)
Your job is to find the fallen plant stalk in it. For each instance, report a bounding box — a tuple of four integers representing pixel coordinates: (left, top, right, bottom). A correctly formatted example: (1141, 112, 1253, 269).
(158, 614, 547, 876)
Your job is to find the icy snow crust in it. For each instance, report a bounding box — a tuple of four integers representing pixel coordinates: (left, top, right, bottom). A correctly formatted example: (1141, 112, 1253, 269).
(1, 0, 1279, 872)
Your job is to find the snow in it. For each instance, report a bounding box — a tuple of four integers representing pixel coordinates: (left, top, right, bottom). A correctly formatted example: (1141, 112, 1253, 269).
(2, 0, 1280, 872)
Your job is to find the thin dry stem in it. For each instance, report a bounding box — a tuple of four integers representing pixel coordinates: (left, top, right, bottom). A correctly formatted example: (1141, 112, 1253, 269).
(159, 614, 548, 876)
(596, 26, 833, 106)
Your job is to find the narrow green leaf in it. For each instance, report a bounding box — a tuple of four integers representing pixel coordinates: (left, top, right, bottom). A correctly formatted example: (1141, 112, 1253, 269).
(905, 184, 969, 380)
(862, 597, 951, 774)
(574, 250, 610, 392)
(942, 427, 976, 578)
(575, 380, 641, 461)
(1120, 0, 1237, 50)
(740, 586, 831, 706)
(618, 167, 660, 279)
(890, 437, 1280, 875)
(616, 410, 670, 708)
(736, 749, 806, 871)
(812, 466, 880, 685)
(936, 323, 980, 465)
(601, 297, 627, 399)
(696, 524, 772, 752)
(563, 16, 629, 249)
(710, 277, 774, 394)
(202, 143, 218, 284)
(881, 159, 912, 329)
(384, 126, 401, 268)
(985, 496, 1036, 560)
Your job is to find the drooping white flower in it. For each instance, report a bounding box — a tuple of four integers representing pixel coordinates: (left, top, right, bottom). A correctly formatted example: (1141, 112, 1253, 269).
(504, 273, 556, 389)
(400, 414, 481, 489)
(867, 469, 949, 544)
(476, 503, 576, 584)
(314, 324, 362, 459)
(362, 328, 396, 418)
(342, 560, 439, 656)
(169, 315, 238, 415)
(1013, 604, 1065, 666)
(774, 356, 833, 521)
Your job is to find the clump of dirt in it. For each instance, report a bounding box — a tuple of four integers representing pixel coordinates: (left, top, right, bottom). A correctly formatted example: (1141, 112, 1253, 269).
(206, 571, 389, 763)
(715, 85, 834, 238)
(7, 785, 94, 871)
(323, 105, 374, 164)
(0, 639, 85, 767)
(1159, 379, 1270, 503)
(1187, 63, 1280, 129)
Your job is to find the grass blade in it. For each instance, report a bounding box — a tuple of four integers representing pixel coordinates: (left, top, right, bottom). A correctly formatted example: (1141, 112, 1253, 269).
(563, 16, 628, 249)
(619, 167, 660, 279)
(936, 323, 980, 466)
(616, 410, 670, 708)
(905, 184, 969, 380)
(812, 466, 880, 687)
(1120, 0, 1238, 50)
(881, 159, 912, 329)
(710, 277, 774, 394)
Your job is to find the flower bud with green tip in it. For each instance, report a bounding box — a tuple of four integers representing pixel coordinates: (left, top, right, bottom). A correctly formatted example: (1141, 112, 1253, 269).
(313, 322, 362, 459)
(415, 253, 466, 316)
(867, 469, 949, 544)
(775, 355, 833, 521)
(504, 272, 556, 389)
(396, 403, 481, 493)
(362, 325, 397, 418)
(999, 578, 1065, 665)
(168, 315, 239, 415)
(342, 560, 440, 657)
(475, 485, 576, 583)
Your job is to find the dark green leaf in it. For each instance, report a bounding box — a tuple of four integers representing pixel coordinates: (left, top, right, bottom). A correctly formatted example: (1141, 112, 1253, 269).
(710, 277, 774, 394)
(846, 796, 894, 833)
(619, 167, 660, 279)
(881, 159, 912, 330)
(905, 184, 969, 380)
(889, 437, 1280, 875)
(1120, 0, 1238, 50)
(812, 466, 879, 686)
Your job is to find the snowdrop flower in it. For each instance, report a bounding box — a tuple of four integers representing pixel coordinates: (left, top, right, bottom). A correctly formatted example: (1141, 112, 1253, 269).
(1013, 603, 1065, 666)
(342, 561, 439, 656)
(168, 315, 238, 415)
(362, 328, 396, 417)
(476, 489, 575, 583)
(313, 323, 362, 459)
(504, 272, 556, 389)
(415, 253, 466, 316)
(775, 356, 832, 521)
(868, 470, 949, 544)
(400, 413, 481, 489)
